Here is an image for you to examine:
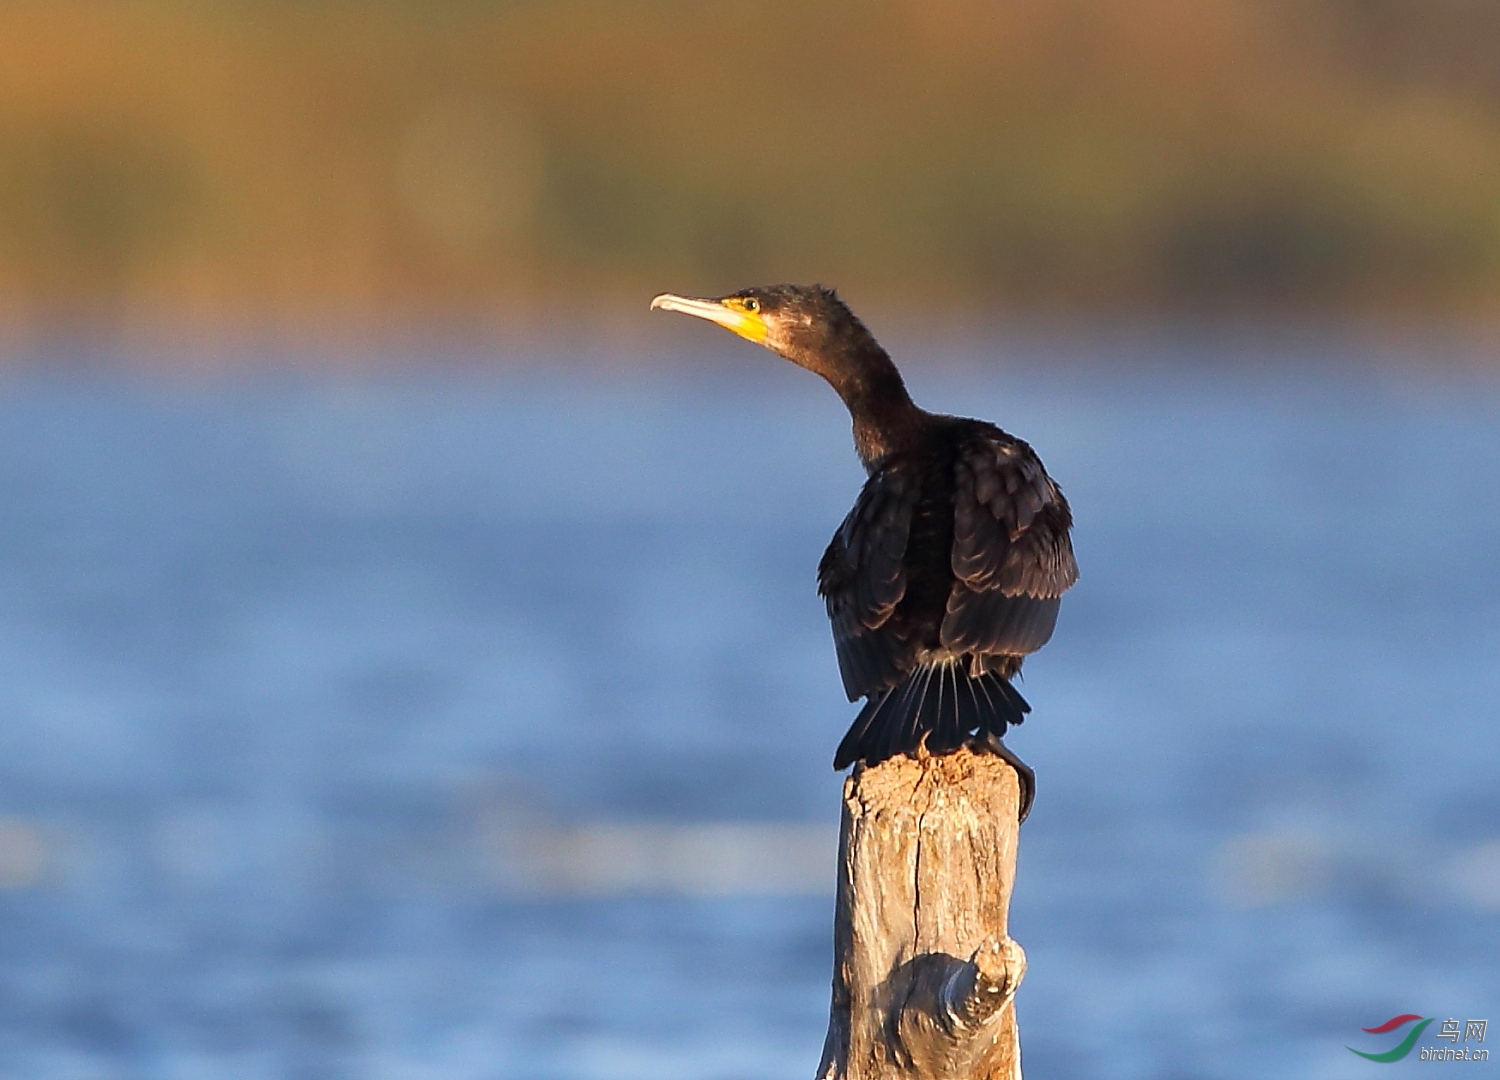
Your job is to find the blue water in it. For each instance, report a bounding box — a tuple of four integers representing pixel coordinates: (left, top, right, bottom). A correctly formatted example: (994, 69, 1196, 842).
(0, 344, 1496, 1078)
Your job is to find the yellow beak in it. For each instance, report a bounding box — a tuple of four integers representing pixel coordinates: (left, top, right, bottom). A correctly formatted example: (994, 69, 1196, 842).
(650, 293, 769, 344)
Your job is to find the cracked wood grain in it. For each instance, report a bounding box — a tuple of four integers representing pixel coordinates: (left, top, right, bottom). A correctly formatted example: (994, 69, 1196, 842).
(817, 749, 1026, 1080)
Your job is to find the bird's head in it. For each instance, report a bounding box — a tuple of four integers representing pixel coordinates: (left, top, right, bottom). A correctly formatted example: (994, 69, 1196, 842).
(653, 283, 915, 467)
(651, 284, 879, 381)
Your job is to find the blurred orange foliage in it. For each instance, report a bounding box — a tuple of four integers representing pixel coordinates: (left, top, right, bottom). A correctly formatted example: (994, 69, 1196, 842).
(1, 0, 1498, 327)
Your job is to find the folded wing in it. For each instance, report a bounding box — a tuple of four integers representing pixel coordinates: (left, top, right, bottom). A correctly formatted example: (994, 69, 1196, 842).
(817, 460, 922, 700)
(941, 431, 1078, 663)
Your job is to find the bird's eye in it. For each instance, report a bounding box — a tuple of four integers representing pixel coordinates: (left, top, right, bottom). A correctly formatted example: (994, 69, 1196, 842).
(743, 298, 759, 312)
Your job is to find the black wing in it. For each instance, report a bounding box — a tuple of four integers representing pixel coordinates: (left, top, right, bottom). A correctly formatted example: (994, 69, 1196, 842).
(817, 460, 922, 701)
(941, 431, 1077, 661)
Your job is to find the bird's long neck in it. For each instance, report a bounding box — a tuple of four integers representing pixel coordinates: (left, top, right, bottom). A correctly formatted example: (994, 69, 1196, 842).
(791, 325, 923, 472)
(838, 353, 924, 471)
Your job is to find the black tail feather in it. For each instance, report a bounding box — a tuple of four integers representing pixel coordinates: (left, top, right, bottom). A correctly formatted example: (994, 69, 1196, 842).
(832, 660, 1036, 820)
(910, 665, 942, 758)
(943, 670, 983, 755)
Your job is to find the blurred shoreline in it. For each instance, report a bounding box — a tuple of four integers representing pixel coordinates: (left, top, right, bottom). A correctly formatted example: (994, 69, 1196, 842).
(6, 1, 1500, 326)
(0, 310, 1497, 376)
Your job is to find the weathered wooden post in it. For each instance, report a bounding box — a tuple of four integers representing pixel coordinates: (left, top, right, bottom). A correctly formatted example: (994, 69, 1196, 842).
(816, 748, 1027, 1080)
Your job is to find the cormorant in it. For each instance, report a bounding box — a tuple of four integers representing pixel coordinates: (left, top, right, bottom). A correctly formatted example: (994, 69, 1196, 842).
(651, 285, 1077, 819)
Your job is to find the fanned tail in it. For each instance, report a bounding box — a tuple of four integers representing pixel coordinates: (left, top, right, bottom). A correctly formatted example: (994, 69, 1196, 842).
(833, 661, 1036, 820)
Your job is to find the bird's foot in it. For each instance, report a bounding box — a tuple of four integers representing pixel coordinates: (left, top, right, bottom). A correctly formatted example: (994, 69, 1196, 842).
(973, 734, 1036, 823)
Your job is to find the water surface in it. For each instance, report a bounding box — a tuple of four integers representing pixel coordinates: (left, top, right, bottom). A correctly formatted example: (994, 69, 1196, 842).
(0, 346, 1496, 1078)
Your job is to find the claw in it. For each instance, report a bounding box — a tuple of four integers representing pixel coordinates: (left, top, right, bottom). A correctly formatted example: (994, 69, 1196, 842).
(976, 734, 1036, 822)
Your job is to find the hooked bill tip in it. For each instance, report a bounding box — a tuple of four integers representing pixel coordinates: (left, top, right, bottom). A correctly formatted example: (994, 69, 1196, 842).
(650, 293, 719, 317)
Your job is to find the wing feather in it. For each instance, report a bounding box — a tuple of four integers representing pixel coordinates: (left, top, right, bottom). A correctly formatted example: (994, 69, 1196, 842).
(942, 431, 1078, 657)
(818, 462, 922, 700)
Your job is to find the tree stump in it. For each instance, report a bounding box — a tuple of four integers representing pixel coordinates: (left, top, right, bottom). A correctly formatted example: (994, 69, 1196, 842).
(817, 748, 1026, 1080)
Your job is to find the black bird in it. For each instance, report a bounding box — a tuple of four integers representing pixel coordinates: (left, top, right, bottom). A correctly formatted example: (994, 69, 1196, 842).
(651, 285, 1076, 819)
